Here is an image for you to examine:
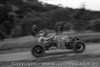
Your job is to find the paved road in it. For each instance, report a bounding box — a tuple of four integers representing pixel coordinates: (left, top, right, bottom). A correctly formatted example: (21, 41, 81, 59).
(0, 43, 100, 62)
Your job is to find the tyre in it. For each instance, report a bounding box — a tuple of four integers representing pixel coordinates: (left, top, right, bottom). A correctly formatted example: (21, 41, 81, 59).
(31, 44, 45, 57)
(73, 42, 86, 53)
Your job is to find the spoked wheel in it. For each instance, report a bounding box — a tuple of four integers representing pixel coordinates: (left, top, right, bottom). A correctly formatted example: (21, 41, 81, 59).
(31, 45, 45, 57)
(73, 42, 86, 53)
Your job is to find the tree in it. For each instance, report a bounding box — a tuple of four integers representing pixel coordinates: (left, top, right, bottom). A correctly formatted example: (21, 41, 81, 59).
(89, 20, 100, 32)
(63, 22, 72, 31)
(73, 20, 87, 31)
(9, 25, 22, 38)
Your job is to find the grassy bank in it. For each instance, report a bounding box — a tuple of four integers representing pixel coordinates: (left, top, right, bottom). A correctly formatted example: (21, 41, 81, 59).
(0, 32, 100, 52)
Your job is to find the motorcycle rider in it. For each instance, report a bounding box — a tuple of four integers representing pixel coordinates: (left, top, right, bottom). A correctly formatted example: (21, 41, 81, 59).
(38, 30, 56, 44)
(55, 21, 64, 35)
(31, 25, 38, 36)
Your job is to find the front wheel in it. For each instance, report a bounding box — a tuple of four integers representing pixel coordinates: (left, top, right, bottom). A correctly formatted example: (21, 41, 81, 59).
(73, 42, 86, 53)
(31, 45, 45, 58)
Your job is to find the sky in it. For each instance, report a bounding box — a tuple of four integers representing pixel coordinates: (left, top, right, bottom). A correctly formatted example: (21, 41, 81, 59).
(39, 0, 100, 11)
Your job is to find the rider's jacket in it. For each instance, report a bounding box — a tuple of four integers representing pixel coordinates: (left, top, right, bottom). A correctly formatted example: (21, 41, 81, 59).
(38, 36, 48, 43)
(38, 34, 55, 43)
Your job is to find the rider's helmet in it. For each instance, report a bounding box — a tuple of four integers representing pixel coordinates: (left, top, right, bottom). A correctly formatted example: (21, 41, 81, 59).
(39, 30, 48, 37)
(32, 25, 37, 29)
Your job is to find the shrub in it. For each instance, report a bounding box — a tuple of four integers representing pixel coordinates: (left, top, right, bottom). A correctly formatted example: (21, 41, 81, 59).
(9, 25, 22, 38)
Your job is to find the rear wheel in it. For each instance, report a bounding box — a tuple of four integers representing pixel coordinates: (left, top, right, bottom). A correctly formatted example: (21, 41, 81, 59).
(31, 45, 45, 57)
(73, 42, 86, 53)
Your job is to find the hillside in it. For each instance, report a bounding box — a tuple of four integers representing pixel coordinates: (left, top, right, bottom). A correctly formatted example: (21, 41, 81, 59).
(0, 0, 100, 39)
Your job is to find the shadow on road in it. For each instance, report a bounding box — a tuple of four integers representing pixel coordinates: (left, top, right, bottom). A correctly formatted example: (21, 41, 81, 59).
(32, 51, 100, 62)
(45, 51, 74, 57)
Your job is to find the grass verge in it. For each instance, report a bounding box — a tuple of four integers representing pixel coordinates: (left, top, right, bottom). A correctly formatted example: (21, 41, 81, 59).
(0, 32, 100, 53)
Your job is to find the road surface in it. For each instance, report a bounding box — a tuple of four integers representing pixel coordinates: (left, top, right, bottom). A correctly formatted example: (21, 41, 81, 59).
(0, 43, 100, 62)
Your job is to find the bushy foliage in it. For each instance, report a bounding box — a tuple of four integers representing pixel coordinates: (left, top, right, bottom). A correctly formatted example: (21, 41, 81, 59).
(9, 25, 22, 38)
(0, 0, 100, 40)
